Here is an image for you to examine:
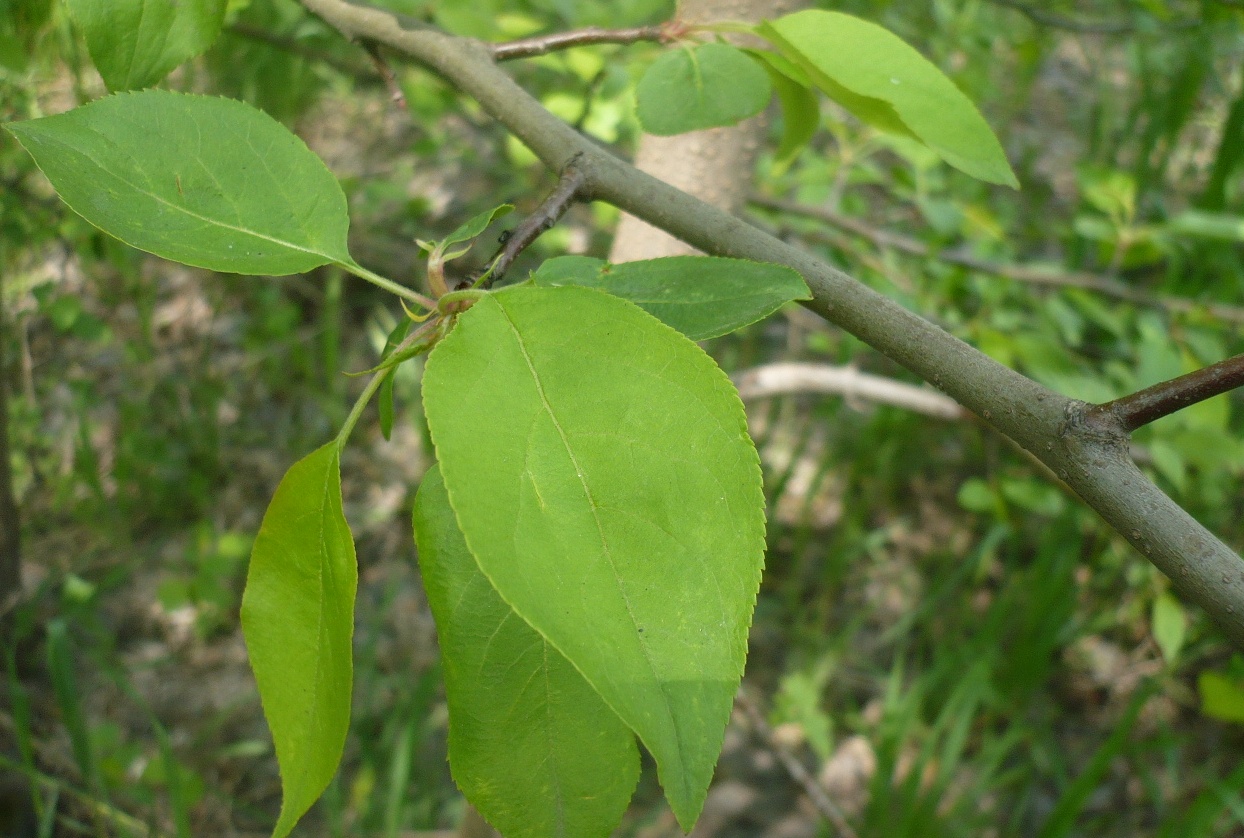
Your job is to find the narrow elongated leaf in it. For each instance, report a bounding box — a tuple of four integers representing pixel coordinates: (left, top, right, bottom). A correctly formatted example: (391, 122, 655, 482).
(241, 444, 357, 838)
(443, 203, 514, 249)
(531, 255, 810, 340)
(759, 11, 1018, 187)
(65, 0, 227, 91)
(745, 49, 819, 171)
(414, 465, 640, 838)
(422, 286, 765, 829)
(636, 43, 772, 135)
(5, 90, 352, 274)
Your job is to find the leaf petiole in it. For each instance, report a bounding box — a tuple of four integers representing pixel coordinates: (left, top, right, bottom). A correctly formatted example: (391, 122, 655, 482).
(338, 260, 437, 311)
(335, 368, 391, 451)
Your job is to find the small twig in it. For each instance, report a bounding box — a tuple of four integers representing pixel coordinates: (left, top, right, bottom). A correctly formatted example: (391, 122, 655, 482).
(479, 153, 587, 287)
(1087, 353, 1244, 432)
(982, 0, 1203, 33)
(981, 0, 1136, 33)
(362, 41, 407, 110)
(752, 197, 1244, 326)
(732, 363, 966, 420)
(225, 23, 369, 77)
(736, 690, 859, 838)
(491, 24, 674, 61)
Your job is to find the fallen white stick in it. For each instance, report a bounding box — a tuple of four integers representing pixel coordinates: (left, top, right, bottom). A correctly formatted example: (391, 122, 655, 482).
(732, 362, 966, 421)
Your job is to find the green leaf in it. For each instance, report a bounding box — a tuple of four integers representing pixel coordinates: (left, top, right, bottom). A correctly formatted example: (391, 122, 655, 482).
(760, 57, 820, 172)
(531, 256, 810, 340)
(1167, 210, 1244, 242)
(65, 0, 227, 91)
(636, 43, 772, 135)
(1199, 671, 1244, 724)
(241, 443, 357, 838)
(442, 203, 515, 250)
(758, 11, 1018, 188)
(5, 90, 352, 275)
(422, 286, 765, 829)
(1152, 593, 1188, 664)
(413, 465, 640, 838)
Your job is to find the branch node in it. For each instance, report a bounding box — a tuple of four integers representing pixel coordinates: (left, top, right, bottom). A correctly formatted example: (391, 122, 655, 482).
(1088, 353, 1244, 433)
(475, 152, 588, 288)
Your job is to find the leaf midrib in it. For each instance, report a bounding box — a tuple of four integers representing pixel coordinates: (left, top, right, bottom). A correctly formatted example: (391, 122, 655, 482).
(493, 295, 691, 793)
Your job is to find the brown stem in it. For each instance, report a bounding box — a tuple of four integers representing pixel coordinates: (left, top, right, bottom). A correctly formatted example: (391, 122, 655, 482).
(477, 152, 587, 287)
(1087, 354, 1244, 433)
(226, 23, 370, 77)
(362, 41, 408, 110)
(983, 0, 1203, 33)
(736, 690, 858, 838)
(752, 197, 1244, 326)
(491, 24, 672, 61)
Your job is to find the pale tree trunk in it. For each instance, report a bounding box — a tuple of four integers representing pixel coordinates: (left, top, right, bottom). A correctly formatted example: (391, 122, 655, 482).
(609, 0, 802, 262)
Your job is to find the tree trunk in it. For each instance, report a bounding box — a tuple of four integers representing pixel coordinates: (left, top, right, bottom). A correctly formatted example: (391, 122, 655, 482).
(609, 0, 801, 262)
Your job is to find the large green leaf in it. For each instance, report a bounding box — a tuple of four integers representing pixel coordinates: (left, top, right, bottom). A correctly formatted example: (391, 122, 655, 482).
(413, 465, 640, 838)
(4, 90, 352, 275)
(531, 255, 810, 340)
(64, 0, 227, 91)
(422, 285, 765, 829)
(636, 42, 772, 135)
(241, 443, 357, 838)
(759, 11, 1018, 187)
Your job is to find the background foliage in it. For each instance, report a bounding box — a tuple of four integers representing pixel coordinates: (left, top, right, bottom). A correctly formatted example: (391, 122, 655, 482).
(2, 0, 1243, 835)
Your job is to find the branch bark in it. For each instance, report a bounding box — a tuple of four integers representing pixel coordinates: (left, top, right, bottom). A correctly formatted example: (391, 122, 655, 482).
(296, 0, 1244, 645)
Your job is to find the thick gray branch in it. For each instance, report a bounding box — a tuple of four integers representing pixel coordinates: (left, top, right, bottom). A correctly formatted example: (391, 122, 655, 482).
(298, 0, 1244, 645)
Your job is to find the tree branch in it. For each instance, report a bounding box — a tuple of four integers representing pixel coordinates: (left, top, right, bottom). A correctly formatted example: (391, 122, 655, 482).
(981, 0, 1134, 34)
(362, 42, 408, 109)
(736, 689, 859, 838)
(478, 152, 587, 287)
(296, 0, 1244, 645)
(492, 25, 672, 61)
(753, 196, 1244, 326)
(1087, 354, 1244, 433)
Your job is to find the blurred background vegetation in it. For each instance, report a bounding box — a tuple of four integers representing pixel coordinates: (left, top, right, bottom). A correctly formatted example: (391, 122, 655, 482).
(1, 0, 1243, 835)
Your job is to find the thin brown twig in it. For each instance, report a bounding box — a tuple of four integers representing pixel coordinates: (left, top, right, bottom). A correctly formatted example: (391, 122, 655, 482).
(477, 152, 588, 287)
(491, 24, 674, 61)
(736, 690, 859, 838)
(752, 197, 1244, 326)
(1087, 353, 1244, 432)
(362, 41, 407, 110)
(981, 0, 1136, 33)
(225, 23, 369, 77)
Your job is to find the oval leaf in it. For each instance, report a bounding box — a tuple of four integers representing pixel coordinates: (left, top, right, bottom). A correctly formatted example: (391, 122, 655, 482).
(759, 11, 1019, 187)
(531, 255, 810, 340)
(65, 0, 227, 91)
(414, 465, 640, 838)
(241, 443, 357, 838)
(422, 286, 765, 829)
(4, 90, 352, 274)
(636, 43, 772, 135)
